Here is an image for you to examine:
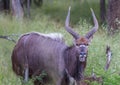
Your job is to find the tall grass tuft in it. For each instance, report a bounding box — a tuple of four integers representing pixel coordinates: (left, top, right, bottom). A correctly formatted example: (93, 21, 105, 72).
(0, 0, 120, 85)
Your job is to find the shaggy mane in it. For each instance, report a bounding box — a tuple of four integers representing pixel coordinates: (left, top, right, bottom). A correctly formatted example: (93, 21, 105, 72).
(20, 32, 64, 43)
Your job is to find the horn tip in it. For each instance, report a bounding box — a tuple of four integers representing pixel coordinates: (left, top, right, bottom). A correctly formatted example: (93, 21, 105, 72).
(90, 8, 94, 13)
(69, 6, 71, 11)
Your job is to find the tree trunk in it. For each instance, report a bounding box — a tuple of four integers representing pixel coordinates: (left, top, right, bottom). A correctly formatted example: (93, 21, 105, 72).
(0, 0, 10, 12)
(11, 0, 24, 20)
(34, 0, 43, 6)
(27, 0, 30, 18)
(107, 0, 120, 34)
(100, 0, 106, 24)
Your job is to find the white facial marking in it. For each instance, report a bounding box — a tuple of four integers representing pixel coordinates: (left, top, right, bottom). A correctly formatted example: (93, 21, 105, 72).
(79, 45, 86, 47)
(79, 55, 86, 62)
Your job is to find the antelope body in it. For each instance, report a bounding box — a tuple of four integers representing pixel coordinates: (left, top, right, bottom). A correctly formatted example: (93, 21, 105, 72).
(11, 7, 98, 85)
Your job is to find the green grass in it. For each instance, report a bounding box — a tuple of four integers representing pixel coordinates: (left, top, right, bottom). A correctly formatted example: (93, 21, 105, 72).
(0, 0, 120, 85)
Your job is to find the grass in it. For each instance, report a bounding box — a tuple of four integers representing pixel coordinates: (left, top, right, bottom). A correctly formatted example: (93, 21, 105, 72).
(0, 0, 120, 85)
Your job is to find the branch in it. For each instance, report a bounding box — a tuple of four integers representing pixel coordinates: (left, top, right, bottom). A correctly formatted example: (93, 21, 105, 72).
(0, 34, 20, 43)
(104, 45, 112, 71)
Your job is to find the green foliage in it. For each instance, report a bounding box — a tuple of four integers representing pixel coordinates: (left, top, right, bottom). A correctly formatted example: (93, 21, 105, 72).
(33, 71, 47, 83)
(0, 0, 120, 85)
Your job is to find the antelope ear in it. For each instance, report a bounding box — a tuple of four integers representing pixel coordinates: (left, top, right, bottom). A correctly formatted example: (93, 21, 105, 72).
(73, 39, 77, 46)
(88, 36, 93, 45)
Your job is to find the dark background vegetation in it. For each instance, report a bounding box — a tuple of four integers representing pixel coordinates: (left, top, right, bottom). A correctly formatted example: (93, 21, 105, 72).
(0, 0, 120, 85)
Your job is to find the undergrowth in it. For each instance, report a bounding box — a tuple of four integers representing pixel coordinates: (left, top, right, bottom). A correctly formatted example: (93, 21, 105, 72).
(0, 0, 120, 85)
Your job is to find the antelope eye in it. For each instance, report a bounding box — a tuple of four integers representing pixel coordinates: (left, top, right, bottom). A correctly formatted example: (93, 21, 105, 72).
(76, 43, 79, 46)
(85, 43, 89, 46)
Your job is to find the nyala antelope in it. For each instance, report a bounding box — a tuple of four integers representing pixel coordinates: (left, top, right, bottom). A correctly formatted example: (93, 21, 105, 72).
(11, 7, 98, 85)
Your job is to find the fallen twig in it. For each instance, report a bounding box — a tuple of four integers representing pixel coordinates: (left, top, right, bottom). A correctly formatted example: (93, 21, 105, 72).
(104, 45, 112, 71)
(0, 34, 20, 43)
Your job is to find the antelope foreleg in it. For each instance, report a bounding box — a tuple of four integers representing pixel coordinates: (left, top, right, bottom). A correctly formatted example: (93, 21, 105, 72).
(24, 64, 29, 82)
